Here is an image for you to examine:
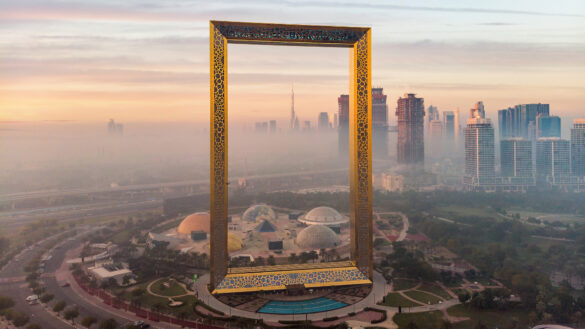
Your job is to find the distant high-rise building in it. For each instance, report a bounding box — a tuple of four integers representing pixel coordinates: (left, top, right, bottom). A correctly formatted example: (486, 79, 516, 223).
(396, 93, 425, 165)
(107, 119, 123, 135)
(498, 103, 549, 140)
(442, 110, 460, 151)
(338, 94, 350, 155)
(470, 101, 485, 119)
(255, 121, 268, 133)
(536, 138, 570, 184)
(464, 117, 495, 187)
(427, 105, 439, 130)
(443, 111, 455, 140)
(372, 88, 389, 158)
(500, 138, 533, 183)
(537, 115, 561, 138)
(571, 119, 585, 177)
(269, 120, 277, 134)
(338, 89, 389, 157)
(108, 119, 116, 133)
(333, 113, 338, 129)
(428, 120, 443, 158)
(318, 112, 330, 131)
(289, 86, 296, 130)
(302, 120, 311, 132)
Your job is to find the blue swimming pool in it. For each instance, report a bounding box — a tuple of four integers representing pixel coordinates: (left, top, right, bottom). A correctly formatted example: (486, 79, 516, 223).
(258, 297, 347, 314)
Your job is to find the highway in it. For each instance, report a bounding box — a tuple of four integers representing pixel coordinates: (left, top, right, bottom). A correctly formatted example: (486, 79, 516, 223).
(0, 199, 162, 232)
(0, 167, 348, 202)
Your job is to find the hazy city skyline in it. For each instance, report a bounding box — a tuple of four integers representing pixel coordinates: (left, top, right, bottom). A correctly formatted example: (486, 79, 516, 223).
(1, 0, 584, 122)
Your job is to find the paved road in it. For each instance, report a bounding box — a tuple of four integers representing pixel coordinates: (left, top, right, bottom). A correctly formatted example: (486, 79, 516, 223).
(0, 233, 77, 329)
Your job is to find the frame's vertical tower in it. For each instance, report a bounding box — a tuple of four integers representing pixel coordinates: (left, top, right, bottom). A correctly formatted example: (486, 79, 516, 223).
(209, 21, 373, 289)
(349, 30, 373, 279)
(209, 21, 229, 288)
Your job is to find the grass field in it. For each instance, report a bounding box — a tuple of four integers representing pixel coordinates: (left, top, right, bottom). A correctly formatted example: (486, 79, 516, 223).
(379, 292, 421, 307)
(507, 209, 585, 224)
(404, 290, 443, 305)
(417, 283, 452, 300)
(447, 304, 530, 328)
(392, 278, 419, 291)
(392, 311, 444, 329)
(433, 205, 495, 220)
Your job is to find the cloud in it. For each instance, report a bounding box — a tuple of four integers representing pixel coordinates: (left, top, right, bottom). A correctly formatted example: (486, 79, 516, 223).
(290, 1, 585, 18)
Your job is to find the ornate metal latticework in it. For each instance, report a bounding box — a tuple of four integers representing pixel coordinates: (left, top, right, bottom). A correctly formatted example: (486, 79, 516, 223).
(209, 21, 372, 290)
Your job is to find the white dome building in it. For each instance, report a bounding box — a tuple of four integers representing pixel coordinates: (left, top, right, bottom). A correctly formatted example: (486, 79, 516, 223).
(296, 225, 341, 249)
(299, 206, 348, 226)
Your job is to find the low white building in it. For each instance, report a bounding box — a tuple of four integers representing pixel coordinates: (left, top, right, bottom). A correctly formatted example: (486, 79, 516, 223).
(88, 263, 133, 286)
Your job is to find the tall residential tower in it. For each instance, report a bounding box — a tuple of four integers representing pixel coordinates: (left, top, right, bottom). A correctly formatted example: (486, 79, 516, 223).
(396, 93, 425, 165)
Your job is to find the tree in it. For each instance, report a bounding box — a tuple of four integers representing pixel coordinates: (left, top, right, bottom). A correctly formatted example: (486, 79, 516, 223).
(53, 300, 66, 314)
(0, 295, 15, 310)
(81, 316, 97, 328)
(458, 291, 470, 303)
(406, 321, 420, 329)
(26, 324, 42, 329)
(12, 311, 30, 327)
(64, 307, 79, 323)
(100, 319, 118, 329)
(122, 275, 131, 286)
(40, 293, 54, 303)
(267, 255, 276, 265)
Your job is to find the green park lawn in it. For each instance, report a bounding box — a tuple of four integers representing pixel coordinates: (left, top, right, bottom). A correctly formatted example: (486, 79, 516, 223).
(404, 290, 443, 305)
(150, 278, 188, 297)
(392, 311, 444, 329)
(433, 205, 495, 220)
(392, 278, 419, 291)
(379, 292, 421, 308)
(447, 304, 529, 328)
(417, 282, 452, 300)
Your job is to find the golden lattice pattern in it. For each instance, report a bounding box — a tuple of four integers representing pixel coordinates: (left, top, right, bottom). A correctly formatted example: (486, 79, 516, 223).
(213, 267, 371, 294)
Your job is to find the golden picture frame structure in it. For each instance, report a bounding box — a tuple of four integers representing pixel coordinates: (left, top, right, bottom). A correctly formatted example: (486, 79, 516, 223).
(209, 20, 373, 289)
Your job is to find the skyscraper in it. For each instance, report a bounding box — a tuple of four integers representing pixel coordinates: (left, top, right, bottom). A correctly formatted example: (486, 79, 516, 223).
(428, 120, 443, 158)
(255, 121, 268, 133)
(498, 103, 550, 140)
(500, 138, 533, 184)
(571, 119, 585, 177)
(269, 120, 277, 134)
(537, 115, 561, 138)
(333, 113, 338, 129)
(318, 112, 330, 131)
(396, 93, 425, 165)
(470, 101, 485, 119)
(289, 85, 296, 130)
(536, 138, 570, 184)
(372, 88, 389, 158)
(443, 111, 455, 140)
(338, 94, 350, 155)
(427, 105, 439, 130)
(464, 117, 495, 187)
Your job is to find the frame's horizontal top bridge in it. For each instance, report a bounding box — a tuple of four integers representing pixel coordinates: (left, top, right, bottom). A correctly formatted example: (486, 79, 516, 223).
(211, 20, 369, 47)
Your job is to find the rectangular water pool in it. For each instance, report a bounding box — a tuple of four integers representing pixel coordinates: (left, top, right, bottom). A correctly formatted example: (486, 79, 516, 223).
(258, 297, 347, 314)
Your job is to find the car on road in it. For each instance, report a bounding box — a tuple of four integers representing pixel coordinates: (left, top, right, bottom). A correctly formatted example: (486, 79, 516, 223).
(133, 320, 150, 328)
(25, 295, 39, 305)
(60, 281, 70, 287)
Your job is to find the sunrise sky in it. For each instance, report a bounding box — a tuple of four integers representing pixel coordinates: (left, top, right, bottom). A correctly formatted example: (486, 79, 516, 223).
(1, 0, 584, 124)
